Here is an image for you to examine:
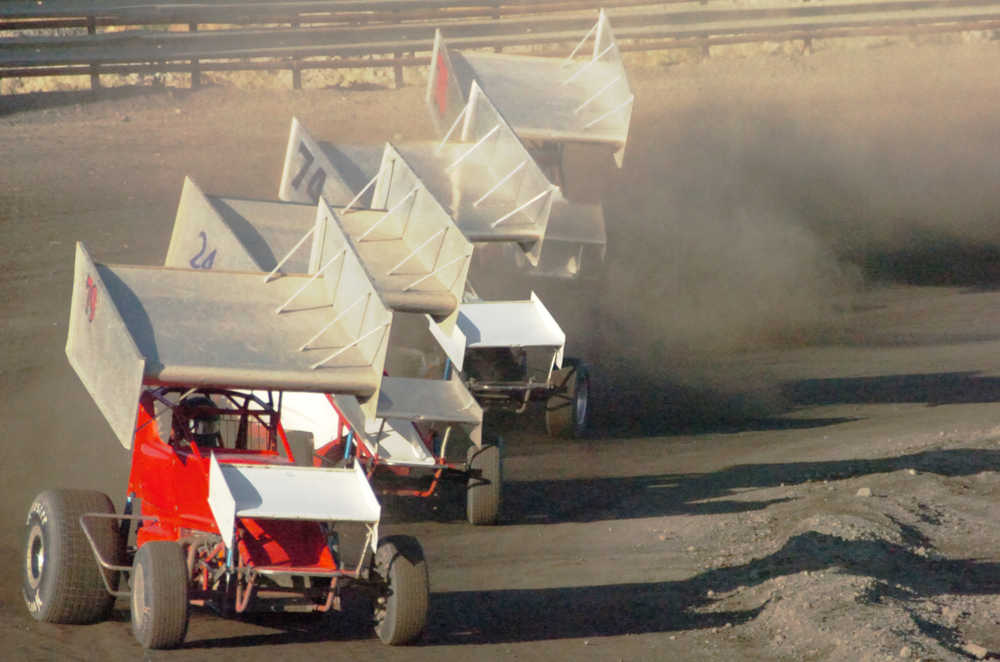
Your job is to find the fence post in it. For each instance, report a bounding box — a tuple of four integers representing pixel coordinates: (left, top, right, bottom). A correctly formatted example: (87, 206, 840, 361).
(87, 16, 100, 91)
(189, 22, 200, 89)
(291, 19, 301, 89)
(492, 2, 502, 52)
(391, 7, 403, 88)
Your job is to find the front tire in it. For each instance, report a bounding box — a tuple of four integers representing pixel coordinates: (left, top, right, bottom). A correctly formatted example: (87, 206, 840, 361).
(545, 359, 590, 438)
(22, 489, 120, 624)
(466, 442, 502, 525)
(130, 541, 189, 650)
(373, 536, 428, 645)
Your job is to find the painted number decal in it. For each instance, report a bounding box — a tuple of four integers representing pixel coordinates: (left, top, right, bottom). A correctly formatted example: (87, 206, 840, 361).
(85, 275, 98, 322)
(434, 53, 450, 116)
(189, 231, 217, 269)
(290, 143, 326, 203)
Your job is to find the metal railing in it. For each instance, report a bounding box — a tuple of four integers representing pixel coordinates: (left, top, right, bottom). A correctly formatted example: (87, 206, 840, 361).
(2, 0, 998, 92)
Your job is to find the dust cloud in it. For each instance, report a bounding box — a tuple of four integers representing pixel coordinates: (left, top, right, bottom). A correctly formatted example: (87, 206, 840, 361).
(560, 54, 1000, 432)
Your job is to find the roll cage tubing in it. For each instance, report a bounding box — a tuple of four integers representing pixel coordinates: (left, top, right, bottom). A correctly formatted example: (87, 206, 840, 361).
(140, 387, 295, 462)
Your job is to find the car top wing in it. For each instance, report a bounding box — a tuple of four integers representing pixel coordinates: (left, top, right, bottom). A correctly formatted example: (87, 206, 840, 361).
(315, 198, 470, 365)
(280, 83, 556, 267)
(166, 175, 471, 324)
(427, 10, 633, 167)
(165, 176, 471, 366)
(317, 170, 472, 328)
(398, 81, 555, 265)
(67, 242, 392, 448)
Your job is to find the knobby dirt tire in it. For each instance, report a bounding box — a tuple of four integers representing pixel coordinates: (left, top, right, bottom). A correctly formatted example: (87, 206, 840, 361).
(373, 535, 429, 645)
(130, 541, 189, 650)
(466, 442, 502, 525)
(23, 489, 119, 624)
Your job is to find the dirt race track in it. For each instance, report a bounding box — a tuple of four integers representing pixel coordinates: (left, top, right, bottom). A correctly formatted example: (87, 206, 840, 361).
(3, 39, 1000, 661)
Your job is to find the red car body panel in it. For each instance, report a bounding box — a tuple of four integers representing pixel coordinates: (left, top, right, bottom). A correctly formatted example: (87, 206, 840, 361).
(128, 392, 338, 572)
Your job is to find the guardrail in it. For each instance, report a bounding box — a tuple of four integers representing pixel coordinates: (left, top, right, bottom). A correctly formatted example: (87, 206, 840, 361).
(2, 0, 999, 92)
(0, 1, 682, 28)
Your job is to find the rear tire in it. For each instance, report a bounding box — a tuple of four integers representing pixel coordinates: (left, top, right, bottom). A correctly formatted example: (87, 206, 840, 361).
(545, 359, 590, 438)
(373, 536, 428, 645)
(22, 489, 120, 624)
(466, 442, 502, 525)
(130, 541, 189, 650)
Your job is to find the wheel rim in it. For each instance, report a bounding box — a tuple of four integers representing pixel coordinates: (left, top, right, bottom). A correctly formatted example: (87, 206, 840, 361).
(574, 374, 590, 434)
(131, 560, 145, 626)
(25, 524, 44, 590)
(374, 592, 388, 626)
(373, 563, 392, 633)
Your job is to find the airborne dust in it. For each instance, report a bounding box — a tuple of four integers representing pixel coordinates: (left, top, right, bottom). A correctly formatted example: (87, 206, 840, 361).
(550, 50, 1000, 435)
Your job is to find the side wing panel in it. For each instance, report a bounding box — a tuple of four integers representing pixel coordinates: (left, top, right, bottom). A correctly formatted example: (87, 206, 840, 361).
(279, 117, 366, 205)
(591, 9, 633, 167)
(425, 29, 469, 137)
(462, 82, 555, 259)
(65, 243, 146, 449)
(310, 210, 392, 422)
(164, 177, 269, 272)
(370, 144, 472, 326)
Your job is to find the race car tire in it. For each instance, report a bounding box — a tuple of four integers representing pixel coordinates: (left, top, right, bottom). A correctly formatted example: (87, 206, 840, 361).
(23, 489, 119, 624)
(545, 358, 591, 439)
(130, 541, 189, 649)
(466, 442, 502, 525)
(373, 535, 429, 645)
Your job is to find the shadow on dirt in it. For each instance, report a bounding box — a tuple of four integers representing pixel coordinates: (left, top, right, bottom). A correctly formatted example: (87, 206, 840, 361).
(0, 84, 179, 116)
(424, 582, 762, 644)
(176, 599, 377, 648)
(782, 371, 1000, 406)
(383, 447, 1000, 526)
(501, 448, 1000, 525)
(108, 521, 997, 651)
(422, 531, 1000, 646)
(587, 372, 847, 438)
(858, 237, 1000, 288)
(585, 370, 1000, 439)
(147, 528, 999, 650)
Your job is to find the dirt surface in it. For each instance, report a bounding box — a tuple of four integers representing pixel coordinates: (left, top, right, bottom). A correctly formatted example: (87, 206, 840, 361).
(3, 39, 1000, 660)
